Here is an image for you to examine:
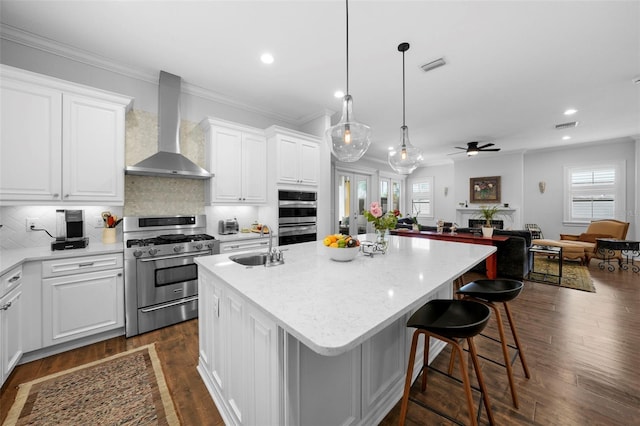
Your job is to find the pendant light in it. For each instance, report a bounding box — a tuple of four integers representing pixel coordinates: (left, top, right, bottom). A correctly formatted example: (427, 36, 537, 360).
(388, 42, 423, 175)
(326, 0, 371, 162)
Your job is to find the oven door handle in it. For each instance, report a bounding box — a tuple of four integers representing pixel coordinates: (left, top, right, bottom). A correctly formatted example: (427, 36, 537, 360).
(140, 295, 199, 313)
(278, 225, 316, 236)
(278, 200, 317, 207)
(138, 250, 211, 262)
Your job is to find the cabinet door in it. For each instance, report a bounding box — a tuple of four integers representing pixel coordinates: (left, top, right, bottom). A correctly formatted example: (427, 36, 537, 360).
(276, 135, 301, 184)
(225, 288, 246, 424)
(298, 140, 319, 185)
(245, 304, 279, 425)
(42, 268, 124, 346)
(1, 285, 23, 385)
(210, 127, 243, 202)
(241, 133, 267, 203)
(198, 269, 225, 393)
(0, 79, 62, 201)
(62, 94, 125, 203)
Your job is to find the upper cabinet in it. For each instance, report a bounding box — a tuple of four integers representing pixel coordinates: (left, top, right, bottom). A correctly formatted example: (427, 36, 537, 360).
(201, 118, 267, 204)
(0, 65, 132, 205)
(266, 126, 320, 187)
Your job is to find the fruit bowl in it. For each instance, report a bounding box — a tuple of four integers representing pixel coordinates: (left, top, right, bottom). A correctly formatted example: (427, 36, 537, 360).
(322, 245, 360, 262)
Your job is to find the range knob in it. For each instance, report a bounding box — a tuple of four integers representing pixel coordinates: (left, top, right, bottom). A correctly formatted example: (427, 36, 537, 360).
(133, 250, 143, 258)
(173, 245, 183, 253)
(194, 243, 203, 250)
(148, 248, 158, 256)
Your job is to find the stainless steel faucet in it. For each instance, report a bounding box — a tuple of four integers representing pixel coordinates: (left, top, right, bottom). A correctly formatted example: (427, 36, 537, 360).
(261, 224, 283, 266)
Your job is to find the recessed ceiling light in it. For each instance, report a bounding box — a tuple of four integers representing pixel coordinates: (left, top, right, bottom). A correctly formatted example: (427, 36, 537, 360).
(564, 108, 578, 115)
(562, 136, 571, 140)
(260, 53, 274, 64)
(334, 90, 345, 98)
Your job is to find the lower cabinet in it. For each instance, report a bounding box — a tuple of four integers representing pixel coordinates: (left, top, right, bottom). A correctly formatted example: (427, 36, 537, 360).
(198, 268, 279, 425)
(1, 284, 23, 387)
(41, 254, 124, 347)
(42, 268, 124, 346)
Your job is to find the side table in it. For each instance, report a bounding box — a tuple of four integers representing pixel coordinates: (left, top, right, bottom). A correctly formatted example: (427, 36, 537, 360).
(529, 244, 563, 284)
(596, 239, 640, 273)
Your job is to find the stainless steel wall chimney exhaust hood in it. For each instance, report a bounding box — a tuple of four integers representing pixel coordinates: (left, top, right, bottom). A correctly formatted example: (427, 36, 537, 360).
(125, 71, 212, 179)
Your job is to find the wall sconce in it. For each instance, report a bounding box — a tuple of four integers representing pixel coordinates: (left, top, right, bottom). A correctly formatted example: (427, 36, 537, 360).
(444, 187, 449, 196)
(538, 181, 546, 194)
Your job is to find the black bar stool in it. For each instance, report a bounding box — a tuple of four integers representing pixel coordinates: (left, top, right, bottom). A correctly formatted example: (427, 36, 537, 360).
(455, 279, 531, 408)
(399, 299, 495, 426)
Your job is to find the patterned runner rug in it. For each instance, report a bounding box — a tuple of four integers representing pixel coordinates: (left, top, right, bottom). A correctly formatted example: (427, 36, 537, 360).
(3, 344, 179, 426)
(529, 257, 596, 292)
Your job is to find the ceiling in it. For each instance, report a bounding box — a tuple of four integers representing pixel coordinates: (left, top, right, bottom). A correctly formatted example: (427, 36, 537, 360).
(1, 1, 639, 166)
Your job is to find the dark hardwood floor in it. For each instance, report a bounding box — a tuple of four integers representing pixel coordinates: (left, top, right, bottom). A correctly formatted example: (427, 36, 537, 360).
(2, 261, 638, 425)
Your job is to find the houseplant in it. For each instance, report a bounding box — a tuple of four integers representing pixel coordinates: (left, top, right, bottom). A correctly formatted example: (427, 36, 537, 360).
(478, 204, 501, 237)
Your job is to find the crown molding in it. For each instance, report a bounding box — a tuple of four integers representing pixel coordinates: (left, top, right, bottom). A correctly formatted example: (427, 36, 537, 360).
(0, 23, 307, 125)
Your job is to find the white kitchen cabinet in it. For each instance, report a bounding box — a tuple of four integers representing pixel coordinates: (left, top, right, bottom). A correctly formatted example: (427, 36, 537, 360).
(0, 65, 131, 205)
(1, 266, 23, 387)
(198, 268, 280, 426)
(266, 126, 320, 187)
(41, 254, 124, 347)
(201, 118, 267, 204)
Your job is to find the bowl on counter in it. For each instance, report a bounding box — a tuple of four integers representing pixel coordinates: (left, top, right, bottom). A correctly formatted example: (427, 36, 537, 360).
(322, 245, 360, 262)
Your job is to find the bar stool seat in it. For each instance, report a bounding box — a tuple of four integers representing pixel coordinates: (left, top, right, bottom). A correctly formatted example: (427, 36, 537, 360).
(456, 279, 531, 409)
(399, 299, 495, 426)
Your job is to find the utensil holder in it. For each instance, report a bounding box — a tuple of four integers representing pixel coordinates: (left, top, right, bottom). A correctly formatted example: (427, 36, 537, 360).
(102, 228, 116, 244)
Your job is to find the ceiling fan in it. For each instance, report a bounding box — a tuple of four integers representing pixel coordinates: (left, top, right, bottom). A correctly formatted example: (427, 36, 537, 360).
(449, 141, 501, 156)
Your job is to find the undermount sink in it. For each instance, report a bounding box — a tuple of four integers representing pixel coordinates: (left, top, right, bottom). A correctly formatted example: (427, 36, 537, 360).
(230, 252, 269, 266)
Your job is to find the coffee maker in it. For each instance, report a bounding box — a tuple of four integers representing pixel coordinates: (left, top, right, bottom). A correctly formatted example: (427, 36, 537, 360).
(51, 209, 89, 250)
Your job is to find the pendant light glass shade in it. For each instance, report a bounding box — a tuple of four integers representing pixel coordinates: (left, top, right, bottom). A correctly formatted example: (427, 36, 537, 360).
(389, 125, 422, 174)
(326, 0, 371, 163)
(328, 95, 371, 162)
(388, 42, 423, 175)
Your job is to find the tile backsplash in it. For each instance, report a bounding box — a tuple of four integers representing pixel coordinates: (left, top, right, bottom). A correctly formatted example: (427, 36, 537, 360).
(0, 205, 124, 249)
(124, 109, 206, 217)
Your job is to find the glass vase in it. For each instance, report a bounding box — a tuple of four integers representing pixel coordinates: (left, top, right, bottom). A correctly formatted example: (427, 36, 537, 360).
(375, 229, 388, 253)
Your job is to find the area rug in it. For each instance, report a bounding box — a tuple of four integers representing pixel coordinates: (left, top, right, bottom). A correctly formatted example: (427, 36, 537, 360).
(3, 344, 179, 426)
(529, 257, 596, 292)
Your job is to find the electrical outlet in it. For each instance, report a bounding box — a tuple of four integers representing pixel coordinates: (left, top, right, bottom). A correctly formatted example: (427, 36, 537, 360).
(94, 216, 104, 228)
(26, 217, 39, 231)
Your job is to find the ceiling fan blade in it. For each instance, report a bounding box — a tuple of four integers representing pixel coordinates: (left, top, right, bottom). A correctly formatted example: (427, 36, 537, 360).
(454, 147, 467, 150)
(479, 148, 501, 152)
(476, 143, 494, 150)
(447, 151, 466, 156)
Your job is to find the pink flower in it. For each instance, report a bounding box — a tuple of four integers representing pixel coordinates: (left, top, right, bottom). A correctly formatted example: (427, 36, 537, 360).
(370, 205, 383, 218)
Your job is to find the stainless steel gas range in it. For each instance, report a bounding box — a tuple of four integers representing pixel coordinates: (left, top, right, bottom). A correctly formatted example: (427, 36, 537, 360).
(123, 215, 220, 337)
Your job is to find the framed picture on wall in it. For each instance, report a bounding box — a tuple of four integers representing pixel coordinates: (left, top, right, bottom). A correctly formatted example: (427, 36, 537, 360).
(470, 176, 501, 203)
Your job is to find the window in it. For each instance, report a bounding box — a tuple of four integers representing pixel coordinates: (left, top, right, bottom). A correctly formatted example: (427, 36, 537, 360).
(410, 177, 434, 219)
(379, 178, 402, 213)
(564, 162, 625, 223)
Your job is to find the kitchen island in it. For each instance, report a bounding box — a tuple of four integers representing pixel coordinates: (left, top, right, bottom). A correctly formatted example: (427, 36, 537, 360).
(196, 234, 495, 425)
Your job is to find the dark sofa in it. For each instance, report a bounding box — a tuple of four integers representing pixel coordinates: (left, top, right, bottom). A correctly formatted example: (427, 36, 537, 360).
(471, 229, 534, 280)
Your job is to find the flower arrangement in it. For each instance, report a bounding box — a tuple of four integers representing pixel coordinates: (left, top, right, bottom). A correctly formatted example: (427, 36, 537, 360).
(363, 202, 400, 231)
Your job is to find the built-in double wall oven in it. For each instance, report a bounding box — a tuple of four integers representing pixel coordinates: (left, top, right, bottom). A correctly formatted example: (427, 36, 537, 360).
(278, 190, 317, 246)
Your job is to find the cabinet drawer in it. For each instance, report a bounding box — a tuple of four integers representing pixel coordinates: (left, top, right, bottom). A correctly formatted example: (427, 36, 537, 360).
(1, 265, 23, 297)
(220, 239, 271, 254)
(42, 254, 123, 278)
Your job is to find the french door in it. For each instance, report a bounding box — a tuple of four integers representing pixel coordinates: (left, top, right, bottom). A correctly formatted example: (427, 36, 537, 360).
(335, 171, 371, 236)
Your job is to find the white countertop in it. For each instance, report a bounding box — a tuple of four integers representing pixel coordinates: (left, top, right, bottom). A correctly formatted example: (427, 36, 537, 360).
(196, 234, 495, 356)
(0, 241, 124, 275)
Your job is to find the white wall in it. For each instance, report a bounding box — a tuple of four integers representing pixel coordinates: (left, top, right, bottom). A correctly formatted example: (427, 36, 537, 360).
(408, 164, 455, 225)
(523, 138, 636, 240)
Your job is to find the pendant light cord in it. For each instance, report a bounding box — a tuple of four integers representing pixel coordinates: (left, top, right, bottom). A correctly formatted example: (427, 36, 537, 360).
(402, 47, 406, 127)
(345, 0, 350, 96)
